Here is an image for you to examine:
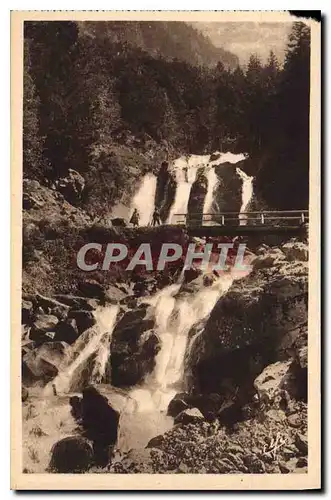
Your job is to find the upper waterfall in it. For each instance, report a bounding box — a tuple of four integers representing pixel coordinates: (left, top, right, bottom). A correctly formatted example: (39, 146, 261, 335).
(131, 173, 157, 226)
(236, 167, 254, 225)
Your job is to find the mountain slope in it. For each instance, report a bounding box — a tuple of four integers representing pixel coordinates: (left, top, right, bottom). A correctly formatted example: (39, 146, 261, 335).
(78, 21, 239, 69)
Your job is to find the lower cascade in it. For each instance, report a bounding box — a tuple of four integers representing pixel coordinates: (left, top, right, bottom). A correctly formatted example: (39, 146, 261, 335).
(21, 149, 308, 475)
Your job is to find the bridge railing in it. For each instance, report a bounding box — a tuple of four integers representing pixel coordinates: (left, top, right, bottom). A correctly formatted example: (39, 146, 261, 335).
(172, 210, 309, 227)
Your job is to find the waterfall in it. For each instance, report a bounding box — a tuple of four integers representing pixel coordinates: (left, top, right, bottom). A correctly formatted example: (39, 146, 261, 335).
(131, 173, 157, 226)
(167, 157, 199, 224)
(166, 152, 249, 225)
(126, 266, 247, 419)
(203, 166, 219, 220)
(46, 305, 119, 394)
(236, 167, 254, 225)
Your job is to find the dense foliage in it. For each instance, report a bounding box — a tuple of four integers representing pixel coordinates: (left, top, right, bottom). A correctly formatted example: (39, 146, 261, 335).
(23, 21, 310, 212)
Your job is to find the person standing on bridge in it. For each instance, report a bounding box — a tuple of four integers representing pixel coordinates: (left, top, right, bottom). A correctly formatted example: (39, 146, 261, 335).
(152, 207, 161, 226)
(130, 208, 140, 227)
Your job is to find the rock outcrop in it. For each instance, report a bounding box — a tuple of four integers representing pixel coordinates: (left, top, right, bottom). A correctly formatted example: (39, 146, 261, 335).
(187, 243, 308, 399)
(111, 305, 161, 386)
(49, 436, 94, 473)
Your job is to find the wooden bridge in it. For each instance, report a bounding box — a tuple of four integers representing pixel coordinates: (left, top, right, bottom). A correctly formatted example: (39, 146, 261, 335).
(172, 210, 309, 237)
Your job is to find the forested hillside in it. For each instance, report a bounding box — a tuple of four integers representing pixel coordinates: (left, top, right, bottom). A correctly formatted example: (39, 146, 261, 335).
(79, 21, 239, 69)
(23, 21, 310, 214)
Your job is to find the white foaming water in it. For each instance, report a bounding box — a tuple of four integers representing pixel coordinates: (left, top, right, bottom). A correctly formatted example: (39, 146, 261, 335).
(203, 166, 219, 218)
(167, 157, 198, 223)
(167, 152, 248, 224)
(119, 276, 236, 452)
(128, 270, 244, 416)
(47, 305, 119, 395)
(131, 173, 157, 226)
(236, 167, 254, 225)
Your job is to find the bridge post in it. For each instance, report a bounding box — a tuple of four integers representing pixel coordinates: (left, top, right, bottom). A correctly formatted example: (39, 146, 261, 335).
(301, 212, 305, 224)
(261, 213, 265, 224)
(221, 215, 225, 226)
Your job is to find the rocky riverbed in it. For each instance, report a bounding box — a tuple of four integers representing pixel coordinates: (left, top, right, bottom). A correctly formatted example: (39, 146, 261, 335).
(21, 235, 308, 474)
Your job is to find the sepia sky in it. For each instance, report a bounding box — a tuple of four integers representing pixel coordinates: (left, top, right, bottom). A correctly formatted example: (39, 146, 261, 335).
(192, 22, 293, 65)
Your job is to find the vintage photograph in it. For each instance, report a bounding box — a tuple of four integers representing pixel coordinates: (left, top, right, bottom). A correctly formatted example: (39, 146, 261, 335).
(12, 11, 320, 489)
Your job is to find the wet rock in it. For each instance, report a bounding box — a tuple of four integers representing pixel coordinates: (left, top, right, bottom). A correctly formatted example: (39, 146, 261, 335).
(22, 385, 29, 402)
(53, 294, 100, 311)
(182, 267, 202, 284)
(35, 293, 69, 319)
(282, 446, 297, 459)
(119, 296, 138, 309)
(296, 456, 308, 468)
(221, 452, 244, 468)
(254, 360, 293, 404)
(282, 241, 308, 262)
(111, 217, 127, 227)
(78, 279, 105, 300)
(81, 386, 119, 451)
(256, 244, 270, 255)
(49, 436, 93, 473)
(22, 341, 68, 383)
(55, 168, 85, 205)
(188, 250, 308, 393)
(287, 413, 301, 428)
(294, 433, 308, 455)
(22, 300, 33, 323)
(29, 314, 59, 342)
(105, 285, 127, 304)
(174, 408, 205, 425)
(252, 253, 281, 270)
(278, 461, 291, 473)
(23, 180, 45, 209)
(210, 152, 221, 162)
(70, 396, 83, 422)
(226, 444, 244, 455)
(243, 454, 265, 473)
(167, 398, 189, 418)
(111, 309, 158, 387)
(67, 310, 96, 334)
(111, 448, 168, 473)
(146, 434, 165, 449)
(53, 318, 79, 344)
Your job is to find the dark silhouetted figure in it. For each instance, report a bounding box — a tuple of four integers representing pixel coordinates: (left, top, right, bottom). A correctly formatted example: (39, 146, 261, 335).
(152, 208, 161, 226)
(130, 208, 140, 227)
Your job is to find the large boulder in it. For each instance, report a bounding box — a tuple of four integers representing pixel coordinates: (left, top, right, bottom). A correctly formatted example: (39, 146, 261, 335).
(22, 341, 68, 384)
(29, 314, 59, 342)
(111, 307, 159, 387)
(78, 279, 105, 300)
(53, 318, 79, 344)
(49, 436, 93, 473)
(105, 285, 127, 304)
(174, 407, 205, 425)
(80, 386, 119, 465)
(167, 398, 189, 418)
(67, 310, 96, 334)
(55, 168, 85, 205)
(187, 246, 308, 394)
(253, 361, 293, 404)
(111, 330, 161, 387)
